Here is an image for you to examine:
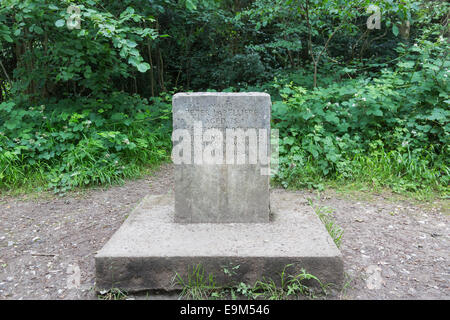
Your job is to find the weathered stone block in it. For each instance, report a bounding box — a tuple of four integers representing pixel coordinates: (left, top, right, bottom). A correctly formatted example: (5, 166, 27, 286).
(172, 92, 271, 223)
(95, 192, 344, 292)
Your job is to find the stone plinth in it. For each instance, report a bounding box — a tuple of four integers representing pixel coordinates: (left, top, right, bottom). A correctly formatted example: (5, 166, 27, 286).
(95, 192, 344, 292)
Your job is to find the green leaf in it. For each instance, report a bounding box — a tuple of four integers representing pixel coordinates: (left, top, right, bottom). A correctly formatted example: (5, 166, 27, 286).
(34, 26, 43, 34)
(185, 0, 197, 10)
(5, 120, 19, 130)
(3, 34, 13, 42)
(398, 61, 415, 69)
(137, 62, 150, 73)
(428, 108, 447, 122)
(126, 40, 138, 48)
(55, 19, 66, 28)
(128, 56, 140, 66)
(284, 136, 295, 145)
(0, 101, 15, 112)
(392, 25, 399, 37)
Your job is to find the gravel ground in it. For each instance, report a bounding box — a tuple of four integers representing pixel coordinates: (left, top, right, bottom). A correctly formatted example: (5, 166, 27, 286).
(0, 164, 448, 300)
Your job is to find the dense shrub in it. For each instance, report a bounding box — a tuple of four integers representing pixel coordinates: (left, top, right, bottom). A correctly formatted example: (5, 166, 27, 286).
(0, 92, 171, 192)
(272, 38, 449, 195)
(0, 0, 448, 197)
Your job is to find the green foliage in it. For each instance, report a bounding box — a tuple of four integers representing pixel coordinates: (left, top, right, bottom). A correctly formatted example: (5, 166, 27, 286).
(0, 92, 171, 193)
(175, 264, 218, 300)
(309, 200, 344, 248)
(272, 34, 449, 196)
(0, 0, 448, 197)
(251, 265, 322, 300)
(0, 0, 158, 100)
(175, 264, 324, 300)
(97, 288, 128, 300)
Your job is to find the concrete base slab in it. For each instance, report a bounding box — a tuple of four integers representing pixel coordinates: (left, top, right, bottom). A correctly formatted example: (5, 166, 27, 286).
(95, 191, 344, 292)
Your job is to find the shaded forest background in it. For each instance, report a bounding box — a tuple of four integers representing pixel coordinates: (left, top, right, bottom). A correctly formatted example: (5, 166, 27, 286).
(0, 0, 448, 198)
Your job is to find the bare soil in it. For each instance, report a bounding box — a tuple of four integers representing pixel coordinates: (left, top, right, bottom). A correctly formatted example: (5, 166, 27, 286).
(0, 164, 448, 300)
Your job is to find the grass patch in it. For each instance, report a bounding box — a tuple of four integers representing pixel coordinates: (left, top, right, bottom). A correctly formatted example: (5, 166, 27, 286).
(174, 264, 326, 300)
(174, 264, 219, 300)
(0, 160, 168, 198)
(307, 198, 344, 248)
(97, 288, 128, 300)
(273, 166, 448, 203)
(0, 92, 172, 195)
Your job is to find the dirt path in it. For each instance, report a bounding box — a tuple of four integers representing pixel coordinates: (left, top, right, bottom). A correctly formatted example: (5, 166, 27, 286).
(318, 191, 449, 299)
(0, 164, 448, 299)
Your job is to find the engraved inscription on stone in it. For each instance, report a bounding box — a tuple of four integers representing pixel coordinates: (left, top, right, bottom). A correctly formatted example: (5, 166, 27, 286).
(172, 92, 271, 223)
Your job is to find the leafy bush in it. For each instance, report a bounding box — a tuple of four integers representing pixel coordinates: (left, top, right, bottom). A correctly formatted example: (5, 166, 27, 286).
(0, 92, 171, 193)
(0, 0, 448, 199)
(272, 38, 449, 196)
